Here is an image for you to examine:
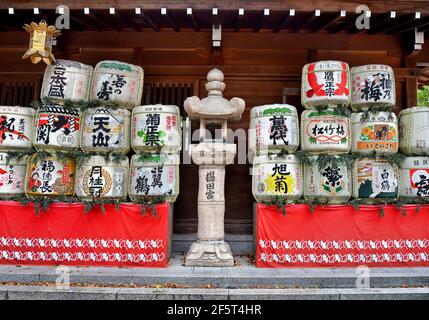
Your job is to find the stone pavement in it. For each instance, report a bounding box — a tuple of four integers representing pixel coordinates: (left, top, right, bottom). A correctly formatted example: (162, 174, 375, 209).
(0, 254, 428, 299)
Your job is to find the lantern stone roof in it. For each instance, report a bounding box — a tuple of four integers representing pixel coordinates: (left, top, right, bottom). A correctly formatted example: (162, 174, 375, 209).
(184, 68, 245, 121)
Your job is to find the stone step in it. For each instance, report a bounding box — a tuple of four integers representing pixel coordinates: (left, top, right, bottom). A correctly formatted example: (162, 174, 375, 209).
(0, 285, 428, 300)
(0, 255, 428, 289)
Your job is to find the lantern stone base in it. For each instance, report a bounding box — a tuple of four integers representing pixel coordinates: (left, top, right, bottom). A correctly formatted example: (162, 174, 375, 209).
(185, 240, 234, 267)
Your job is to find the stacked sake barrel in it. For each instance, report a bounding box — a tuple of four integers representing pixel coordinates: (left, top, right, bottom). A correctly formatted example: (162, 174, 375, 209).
(75, 60, 143, 202)
(25, 59, 93, 199)
(249, 104, 302, 203)
(398, 107, 429, 199)
(300, 60, 353, 203)
(0, 106, 34, 199)
(350, 65, 399, 202)
(129, 105, 181, 203)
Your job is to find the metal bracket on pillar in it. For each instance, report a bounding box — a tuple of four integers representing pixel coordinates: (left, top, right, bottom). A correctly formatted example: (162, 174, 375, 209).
(409, 28, 424, 58)
(212, 24, 222, 47)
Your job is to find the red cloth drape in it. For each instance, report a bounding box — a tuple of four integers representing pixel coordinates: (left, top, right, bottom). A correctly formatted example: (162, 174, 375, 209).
(256, 204, 429, 268)
(0, 201, 170, 267)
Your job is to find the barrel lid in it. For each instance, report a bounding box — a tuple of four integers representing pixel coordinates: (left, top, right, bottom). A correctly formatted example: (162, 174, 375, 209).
(0, 152, 28, 165)
(399, 106, 429, 116)
(48, 59, 94, 73)
(80, 155, 129, 167)
(131, 153, 179, 166)
(351, 64, 394, 74)
(85, 106, 131, 116)
(250, 104, 297, 118)
(95, 60, 143, 75)
(303, 60, 349, 71)
(253, 154, 301, 165)
(0, 106, 35, 116)
(38, 104, 80, 116)
(133, 104, 180, 115)
(401, 156, 429, 168)
(301, 108, 348, 118)
(351, 111, 397, 123)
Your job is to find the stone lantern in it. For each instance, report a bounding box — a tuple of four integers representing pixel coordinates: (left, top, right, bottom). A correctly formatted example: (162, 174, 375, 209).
(184, 68, 245, 267)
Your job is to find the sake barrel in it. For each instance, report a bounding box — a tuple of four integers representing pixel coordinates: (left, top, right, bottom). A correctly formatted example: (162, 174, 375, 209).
(248, 104, 299, 155)
(41, 59, 93, 105)
(80, 107, 131, 154)
(0, 106, 34, 151)
(90, 60, 144, 109)
(300, 108, 351, 154)
(351, 64, 395, 111)
(252, 154, 302, 203)
(76, 155, 129, 201)
(129, 153, 179, 203)
(0, 152, 28, 198)
(33, 105, 81, 150)
(303, 156, 352, 203)
(399, 107, 429, 155)
(352, 158, 399, 201)
(351, 111, 398, 154)
(25, 154, 75, 198)
(399, 157, 429, 197)
(301, 60, 351, 108)
(131, 105, 181, 153)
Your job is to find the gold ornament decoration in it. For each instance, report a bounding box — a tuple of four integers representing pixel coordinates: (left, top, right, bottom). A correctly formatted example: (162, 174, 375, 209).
(22, 20, 61, 65)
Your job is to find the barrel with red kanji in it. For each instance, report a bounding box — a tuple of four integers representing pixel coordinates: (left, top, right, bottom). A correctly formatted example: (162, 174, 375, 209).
(301, 60, 351, 108)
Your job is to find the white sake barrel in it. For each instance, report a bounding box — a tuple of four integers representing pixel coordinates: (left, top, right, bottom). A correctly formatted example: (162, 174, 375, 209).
(41, 59, 93, 104)
(131, 104, 181, 153)
(0, 152, 28, 198)
(0, 106, 34, 151)
(33, 105, 81, 151)
(301, 60, 351, 108)
(248, 104, 299, 155)
(352, 158, 399, 202)
(25, 154, 75, 198)
(252, 154, 302, 203)
(80, 107, 130, 154)
(399, 106, 429, 155)
(301, 108, 350, 154)
(351, 64, 395, 111)
(399, 157, 429, 198)
(351, 111, 398, 154)
(129, 153, 179, 203)
(303, 156, 352, 203)
(90, 60, 144, 109)
(76, 155, 129, 201)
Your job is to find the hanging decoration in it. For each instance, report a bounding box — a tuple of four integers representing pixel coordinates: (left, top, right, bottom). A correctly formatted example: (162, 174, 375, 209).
(22, 21, 61, 65)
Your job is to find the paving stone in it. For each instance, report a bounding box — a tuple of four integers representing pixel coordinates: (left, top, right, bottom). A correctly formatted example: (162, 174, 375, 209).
(4, 285, 119, 300)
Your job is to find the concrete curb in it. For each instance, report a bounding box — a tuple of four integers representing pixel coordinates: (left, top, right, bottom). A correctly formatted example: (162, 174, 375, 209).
(1, 285, 429, 300)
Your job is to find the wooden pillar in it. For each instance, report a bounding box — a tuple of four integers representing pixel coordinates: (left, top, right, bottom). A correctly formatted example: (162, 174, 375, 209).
(405, 56, 418, 107)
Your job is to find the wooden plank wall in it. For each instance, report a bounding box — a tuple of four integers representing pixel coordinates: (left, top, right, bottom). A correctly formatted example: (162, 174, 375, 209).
(0, 30, 423, 234)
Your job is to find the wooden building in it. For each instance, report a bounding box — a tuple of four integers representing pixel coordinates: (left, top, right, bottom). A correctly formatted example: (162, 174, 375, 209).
(0, 0, 428, 240)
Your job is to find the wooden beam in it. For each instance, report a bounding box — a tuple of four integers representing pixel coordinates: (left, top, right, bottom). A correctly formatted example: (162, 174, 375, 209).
(375, 14, 416, 34)
(398, 16, 429, 34)
(1, 1, 429, 14)
(138, 10, 160, 32)
(118, 11, 141, 32)
(0, 31, 404, 52)
(254, 12, 267, 32)
(187, 9, 200, 32)
(273, 13, 292, 33)
(161, 9, 180, 32)
(86, 11, 121, 31)
(70, 13, 99, 31)
(234, 10, 244, 32)
(314, 13, 345, 33)
(297, 13, 319, 32)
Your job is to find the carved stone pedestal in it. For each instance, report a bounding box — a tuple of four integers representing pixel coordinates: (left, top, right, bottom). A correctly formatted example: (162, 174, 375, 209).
(185, 142, 235, 267)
